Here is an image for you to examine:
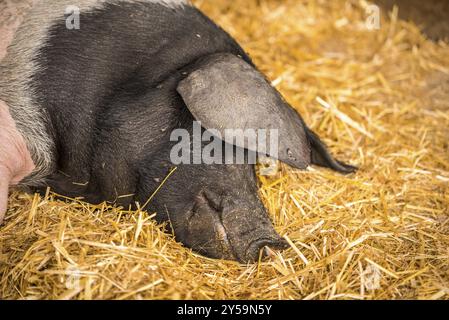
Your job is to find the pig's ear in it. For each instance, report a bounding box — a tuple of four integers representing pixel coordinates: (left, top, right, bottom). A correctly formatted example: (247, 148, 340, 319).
(177, 53, 311, 169)
(177, 53, 356, 172)
(305, 127, 357, 174)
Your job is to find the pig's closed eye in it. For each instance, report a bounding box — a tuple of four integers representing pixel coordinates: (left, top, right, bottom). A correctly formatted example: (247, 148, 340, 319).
(201, 190, 223, 212)
(188, 190, 222, 221)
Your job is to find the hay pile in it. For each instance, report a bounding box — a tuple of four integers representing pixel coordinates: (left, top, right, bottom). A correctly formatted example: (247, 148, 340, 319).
(1, 0, 448, 300)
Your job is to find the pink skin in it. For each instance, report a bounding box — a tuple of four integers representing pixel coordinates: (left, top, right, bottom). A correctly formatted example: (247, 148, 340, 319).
(0, 1, 37, 223)
(0, 102, 35, 224)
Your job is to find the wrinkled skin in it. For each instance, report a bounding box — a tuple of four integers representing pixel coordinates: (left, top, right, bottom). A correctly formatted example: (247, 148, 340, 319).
(0, 101, 35, 223)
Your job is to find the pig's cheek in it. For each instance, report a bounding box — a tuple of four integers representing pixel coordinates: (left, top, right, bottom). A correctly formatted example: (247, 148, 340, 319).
(7, 133, 35, 185)
(0, 100, 36, 185)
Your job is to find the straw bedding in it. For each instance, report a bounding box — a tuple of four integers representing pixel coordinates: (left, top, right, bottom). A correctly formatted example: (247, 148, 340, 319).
(0, 0, 448, 300)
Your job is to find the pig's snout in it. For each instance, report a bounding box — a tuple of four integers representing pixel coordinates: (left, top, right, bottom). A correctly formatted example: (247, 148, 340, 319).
(178, 190, 287, 263)
(220, 196, 288, 263)
(244, 237, 289, 262)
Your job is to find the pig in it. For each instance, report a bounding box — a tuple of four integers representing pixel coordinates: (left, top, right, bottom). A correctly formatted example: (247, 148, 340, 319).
(0, 0, 356, 262)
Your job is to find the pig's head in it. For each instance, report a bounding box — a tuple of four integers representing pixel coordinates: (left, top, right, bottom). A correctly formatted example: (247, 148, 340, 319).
(137, 53, 356, 263)
(139, 143, 289, 262)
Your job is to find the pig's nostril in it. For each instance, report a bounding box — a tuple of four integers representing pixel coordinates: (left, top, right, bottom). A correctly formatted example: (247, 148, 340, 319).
(245, 237, 289, 262)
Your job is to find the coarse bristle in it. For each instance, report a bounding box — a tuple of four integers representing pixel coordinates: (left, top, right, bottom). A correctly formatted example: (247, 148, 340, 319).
(1, 0, 448, 300)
